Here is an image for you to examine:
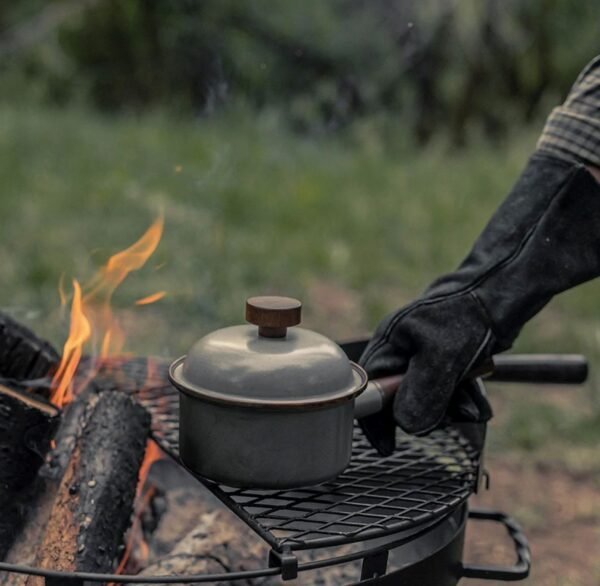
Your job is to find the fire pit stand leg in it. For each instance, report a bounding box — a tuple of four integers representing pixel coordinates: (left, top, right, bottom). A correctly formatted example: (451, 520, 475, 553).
(268, 548, 298, 581)
(360, 550, 389, 580)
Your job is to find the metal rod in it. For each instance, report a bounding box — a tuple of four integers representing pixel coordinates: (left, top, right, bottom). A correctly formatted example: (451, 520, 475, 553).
(0, 509, 460, 583)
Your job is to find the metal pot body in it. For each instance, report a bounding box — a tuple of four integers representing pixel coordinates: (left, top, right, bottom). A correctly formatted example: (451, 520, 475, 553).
(179, 392, 355, 488)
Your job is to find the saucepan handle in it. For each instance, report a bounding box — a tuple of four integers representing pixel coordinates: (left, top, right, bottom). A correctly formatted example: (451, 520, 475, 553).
(484, 354, 588, 384)
(461, 508, 531, 581)
(354, 354, 588, 419)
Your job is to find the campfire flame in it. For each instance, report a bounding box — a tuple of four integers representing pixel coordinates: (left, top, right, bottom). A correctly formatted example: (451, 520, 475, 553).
(50, 280, 91, 407)
(135, 440, 163, 498)
(135, 291, 167, 306)
(50, 216, 165, 407)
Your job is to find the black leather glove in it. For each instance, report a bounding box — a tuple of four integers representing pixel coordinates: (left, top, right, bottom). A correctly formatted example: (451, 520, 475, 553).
(360, 153, 600, 455)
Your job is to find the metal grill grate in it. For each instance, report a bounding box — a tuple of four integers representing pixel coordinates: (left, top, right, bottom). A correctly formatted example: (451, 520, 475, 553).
(84, 357, 480, 553)
(200, 424, 478, 551)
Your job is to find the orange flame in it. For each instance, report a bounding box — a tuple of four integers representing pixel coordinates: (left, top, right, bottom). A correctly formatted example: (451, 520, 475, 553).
(51, 280, 91, 407)
(135, 440, 163, 498)
(83, 215, 164, 359)
(134, 291, 166, 306)
(50, 216, 164, 407)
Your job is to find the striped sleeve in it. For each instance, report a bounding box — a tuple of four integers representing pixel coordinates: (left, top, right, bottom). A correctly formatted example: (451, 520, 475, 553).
(537, 55, 600, 167)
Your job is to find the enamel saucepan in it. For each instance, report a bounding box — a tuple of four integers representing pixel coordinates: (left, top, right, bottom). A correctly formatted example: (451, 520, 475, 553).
(168, 296, 587, 489)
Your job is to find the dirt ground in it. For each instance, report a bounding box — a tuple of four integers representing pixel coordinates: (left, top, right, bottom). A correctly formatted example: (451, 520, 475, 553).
(464, 455, 599, 586)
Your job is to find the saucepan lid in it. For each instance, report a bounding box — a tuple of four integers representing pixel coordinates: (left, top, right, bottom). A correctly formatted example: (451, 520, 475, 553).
(169, 296, 367, 408)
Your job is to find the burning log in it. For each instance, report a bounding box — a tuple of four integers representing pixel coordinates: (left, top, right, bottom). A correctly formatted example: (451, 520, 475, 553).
(24, 391, 150, 584)
(0, 387, 101, 577)
(0, 312, 61, 559)
(0, 313, 58, 392)
(42, 386, 101, 481)
(138, 513, 239, 581)
(0, 386, 59, 498)
(0, 384, 59, 559)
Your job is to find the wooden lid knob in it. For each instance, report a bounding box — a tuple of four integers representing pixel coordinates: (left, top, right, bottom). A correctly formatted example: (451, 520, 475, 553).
(246, 296, 302, 338)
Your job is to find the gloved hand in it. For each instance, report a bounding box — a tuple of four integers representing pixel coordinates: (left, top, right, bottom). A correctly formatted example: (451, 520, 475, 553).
(360, 153, 600, 455)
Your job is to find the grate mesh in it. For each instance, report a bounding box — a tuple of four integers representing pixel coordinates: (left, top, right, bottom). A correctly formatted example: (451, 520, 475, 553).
(83, 357, 480, 552)
(208, 424, 478, 551)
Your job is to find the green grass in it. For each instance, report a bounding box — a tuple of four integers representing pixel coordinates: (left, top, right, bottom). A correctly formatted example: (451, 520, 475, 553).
(1, 102, 599, 461)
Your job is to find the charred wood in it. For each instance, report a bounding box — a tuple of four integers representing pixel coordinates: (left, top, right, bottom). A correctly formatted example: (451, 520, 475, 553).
(139, 485, 272, 585)
(0, 388, 101, 583)
(0, 385, 59, 499)
(28, 391, 150, 584)
(41, 387, 101, 482)
(0, 385, 59, 559)
(0, 314, 58, 396)
(77, 357, 179, 458)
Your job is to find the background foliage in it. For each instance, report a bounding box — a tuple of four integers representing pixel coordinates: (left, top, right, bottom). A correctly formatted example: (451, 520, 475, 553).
(1, 0, 599, 143)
